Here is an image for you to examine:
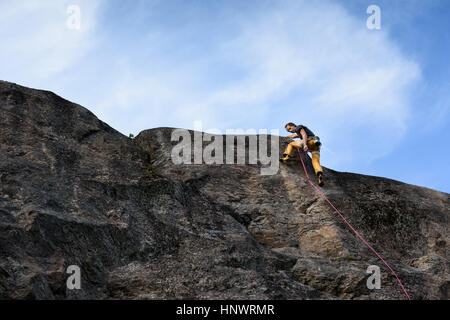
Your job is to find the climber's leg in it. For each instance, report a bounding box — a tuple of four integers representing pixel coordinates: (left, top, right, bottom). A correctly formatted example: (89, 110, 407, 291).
(307, 138, 324, 186)
(311, 152, 322, 173)
(280, 140, 302, 161)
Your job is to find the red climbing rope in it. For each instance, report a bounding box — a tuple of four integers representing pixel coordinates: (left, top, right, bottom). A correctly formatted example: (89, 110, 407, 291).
(296, 148, 411, 300)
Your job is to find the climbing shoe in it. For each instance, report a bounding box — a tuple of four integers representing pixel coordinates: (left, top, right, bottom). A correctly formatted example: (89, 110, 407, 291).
(318, 173, 324, 187)
(279, 154, 290, 162)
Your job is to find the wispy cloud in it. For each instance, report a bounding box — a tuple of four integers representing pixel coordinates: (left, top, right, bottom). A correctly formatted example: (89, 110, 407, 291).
(90, 0, 420, 169)
(0, 0, 421, 171)
(0, 0, 103, 85)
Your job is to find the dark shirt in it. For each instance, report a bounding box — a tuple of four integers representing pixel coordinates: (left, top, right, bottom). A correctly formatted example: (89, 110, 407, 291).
(295, 125, 315, 139)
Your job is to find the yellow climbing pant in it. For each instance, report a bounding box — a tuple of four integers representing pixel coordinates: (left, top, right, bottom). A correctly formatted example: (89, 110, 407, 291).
(284, 137, 323, 175)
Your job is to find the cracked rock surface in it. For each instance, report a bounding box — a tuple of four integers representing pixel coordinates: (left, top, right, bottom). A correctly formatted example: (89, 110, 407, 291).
(0, 81, 448, 299)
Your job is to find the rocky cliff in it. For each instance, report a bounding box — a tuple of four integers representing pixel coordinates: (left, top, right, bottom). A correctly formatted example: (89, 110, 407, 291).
(0, 80, 448, 300)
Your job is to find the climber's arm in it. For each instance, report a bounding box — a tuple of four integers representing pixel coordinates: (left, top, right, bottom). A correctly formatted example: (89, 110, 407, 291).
(300, 129, 308, 152)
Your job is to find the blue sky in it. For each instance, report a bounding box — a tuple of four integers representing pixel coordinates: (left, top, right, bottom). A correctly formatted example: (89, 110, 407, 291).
(0, 0, 449, 193)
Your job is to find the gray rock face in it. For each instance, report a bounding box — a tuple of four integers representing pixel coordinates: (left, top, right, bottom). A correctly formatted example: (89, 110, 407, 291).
(0, 80, 448, 300)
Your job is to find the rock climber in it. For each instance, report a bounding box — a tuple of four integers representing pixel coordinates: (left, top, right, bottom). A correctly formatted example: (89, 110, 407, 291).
(280, 122, 324, 187)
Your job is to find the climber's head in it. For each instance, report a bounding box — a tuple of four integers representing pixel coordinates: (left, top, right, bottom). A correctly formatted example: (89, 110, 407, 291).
(285, 122, 297, 133)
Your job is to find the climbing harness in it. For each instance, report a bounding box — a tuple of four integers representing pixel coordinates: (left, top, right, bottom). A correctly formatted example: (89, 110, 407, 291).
(296, 148, 411, 300)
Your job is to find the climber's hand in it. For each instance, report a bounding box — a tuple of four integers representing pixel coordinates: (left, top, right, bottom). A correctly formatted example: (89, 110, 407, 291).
(303, 145, 309, 153)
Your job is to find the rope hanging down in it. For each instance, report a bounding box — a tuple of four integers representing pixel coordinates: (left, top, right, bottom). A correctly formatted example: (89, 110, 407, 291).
(296, 149, 411, 300)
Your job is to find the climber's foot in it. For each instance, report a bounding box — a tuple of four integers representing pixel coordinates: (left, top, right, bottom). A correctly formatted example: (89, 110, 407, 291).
(279, 155, 290, 162)
(318, 173, 324, 187)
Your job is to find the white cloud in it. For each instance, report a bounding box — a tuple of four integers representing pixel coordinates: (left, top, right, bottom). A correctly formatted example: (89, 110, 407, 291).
(97, 0, 420, 169)
(0, 0, 421, 171)
(0, 0, 103, 86)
